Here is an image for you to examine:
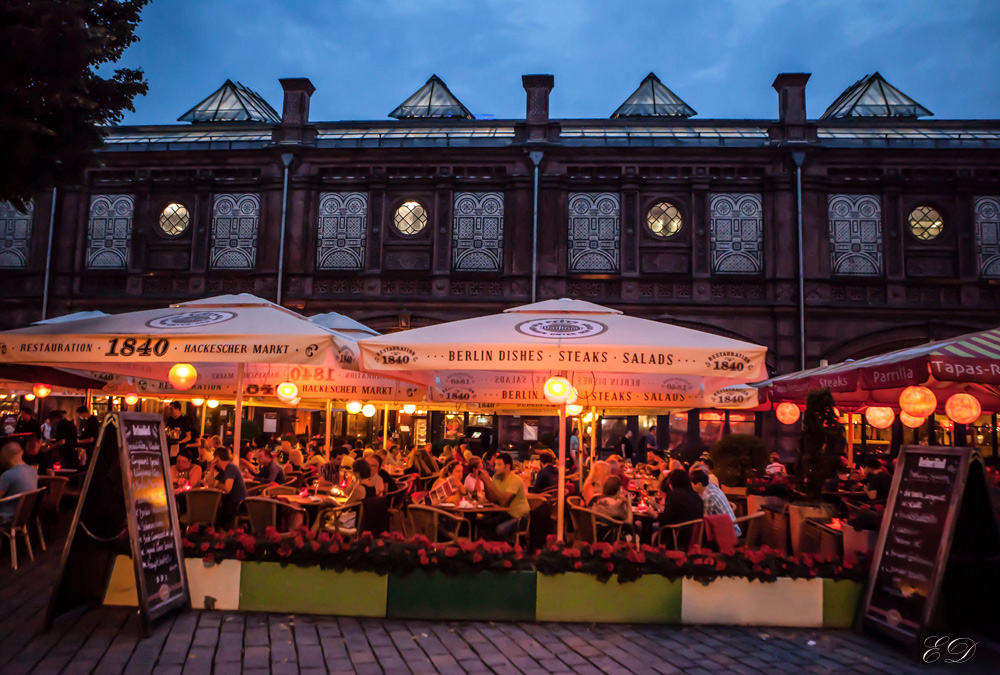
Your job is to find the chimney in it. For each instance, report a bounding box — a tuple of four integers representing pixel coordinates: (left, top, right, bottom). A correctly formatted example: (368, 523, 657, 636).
(521, 74, 556, 142)
(772, 73, 810, 125)
(279, 78, 316, 126)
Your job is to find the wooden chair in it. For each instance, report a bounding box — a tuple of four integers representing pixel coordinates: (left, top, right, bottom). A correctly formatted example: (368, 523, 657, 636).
(243, 497, 307, 535)
(653, 518, 705, 551)
(314, 502, 363, 542)
(0, 488, 45, 569)
(184, 489, 223, 528)
(568, 503, 625, 544)
(406, 504, 470, 544)
(263, 485, 298, 498)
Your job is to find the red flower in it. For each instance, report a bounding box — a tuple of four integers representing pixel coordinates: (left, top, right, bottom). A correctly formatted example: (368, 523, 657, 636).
(202, 553, 214, 564)
(181, 538, 193, 548)
(573, 561, 582, 570)
(503, 560, 512, 568)
(445, 547, 459, 557)
(311, 541, 320, 551)
(605, 563, 614, 572)
(472, 553, 483, 563)
(235, 549, 246, 560)
(715, 561, 726, 571)
(418, 555, 430, 565)
(200, 542, 210, 552)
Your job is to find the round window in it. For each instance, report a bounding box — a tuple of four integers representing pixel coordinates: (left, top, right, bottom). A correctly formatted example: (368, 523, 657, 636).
(159, 203, 190, 236)
(908, 205, 943, 241)
(646, 202, 682, 238)
(393, 201, 428, 236)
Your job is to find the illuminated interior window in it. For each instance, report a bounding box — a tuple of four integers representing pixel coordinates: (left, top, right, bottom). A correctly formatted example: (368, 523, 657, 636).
(393, 201, 428, 236)
(159, 203, 190, 236)
(908, 205, 943, 241)
(646, 202, 682, 238)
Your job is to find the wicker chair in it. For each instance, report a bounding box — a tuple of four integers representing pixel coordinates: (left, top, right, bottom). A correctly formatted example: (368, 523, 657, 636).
(314, 503, 363, 542)
(568, 503, 625, 544)
(384, 487, 410, 535)
(243, 497, 307, 535)
(734, 511, 766, 548)
(0, 488, 46, 569)
(184, 488, 224, 528)
(262, 485, 298, 498)
(406, 504, 470, 544)
(652, 518, 705, 551)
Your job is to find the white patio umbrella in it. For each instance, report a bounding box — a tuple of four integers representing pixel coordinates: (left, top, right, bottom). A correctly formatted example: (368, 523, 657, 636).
(0, 294, 341, 456)
(358, 298, 768, 539)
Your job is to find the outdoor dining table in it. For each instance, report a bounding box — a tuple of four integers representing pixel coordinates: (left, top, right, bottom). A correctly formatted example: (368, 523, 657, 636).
(433, 502, 508, 539)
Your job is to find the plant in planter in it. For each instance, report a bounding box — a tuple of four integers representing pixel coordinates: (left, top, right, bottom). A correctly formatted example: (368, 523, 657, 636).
(710, 434, 769, 487)
(796, 388, 845, 500)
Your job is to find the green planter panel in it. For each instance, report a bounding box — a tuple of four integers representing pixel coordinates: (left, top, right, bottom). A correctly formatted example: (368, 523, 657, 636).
(822, 579, 863, 628)
(387, 571, 536, 621)
(536, 573, 682, 623)
(239, 563, 387, 617)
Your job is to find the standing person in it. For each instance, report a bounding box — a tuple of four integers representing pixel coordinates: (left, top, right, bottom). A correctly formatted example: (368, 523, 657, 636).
(164, 402, 193, 460)
(75, 406, 100, 465)
(0, 442, 38, 521)
(476, 452, 529, 541)
(211, 447, 246, 528)
(569, 428, 580, 463)
(47, 410, 80, 470)
(638, 425, 657, 461)
(14, 408, 41, 444)
(616, 430, 635, 466)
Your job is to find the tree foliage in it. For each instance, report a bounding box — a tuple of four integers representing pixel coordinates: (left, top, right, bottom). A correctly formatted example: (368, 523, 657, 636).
(0, 1, 149, 210)
(710, 433, 769, 487)
(797, 388, 845, 500)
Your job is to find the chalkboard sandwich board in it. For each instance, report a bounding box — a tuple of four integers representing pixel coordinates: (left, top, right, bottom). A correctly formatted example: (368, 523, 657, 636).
(45, 412, 189, 635)
(859, 445, 1000, 654)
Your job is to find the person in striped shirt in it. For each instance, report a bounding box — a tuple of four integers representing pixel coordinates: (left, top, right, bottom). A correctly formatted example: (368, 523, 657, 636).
(690, 469, 741, 537)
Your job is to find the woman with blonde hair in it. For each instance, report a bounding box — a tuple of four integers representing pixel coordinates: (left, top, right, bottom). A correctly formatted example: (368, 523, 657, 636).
(582, 460, 612, 507)
(284, 447, 305, 473)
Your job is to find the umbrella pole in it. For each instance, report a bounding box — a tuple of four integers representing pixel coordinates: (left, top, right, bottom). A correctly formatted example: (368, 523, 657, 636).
(847, 413, 854, 466)
(557, 403, 567, 542)
(200, 402, 207, 437)
(85, 389, 92, 411)
(233, 363, 244, 461)
(325, 399, 332, 457)
(382, 404, 389, 450)
(589, 407, 597, 472)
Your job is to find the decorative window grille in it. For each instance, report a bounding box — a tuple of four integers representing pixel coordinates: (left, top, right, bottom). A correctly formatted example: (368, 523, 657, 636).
(710, 193, 763, 274)
(452, 192, 504, 271)
(0, 201, 33, 269)
(86, 194, 134, 269)
(210, 193, 260, 269)
(828, 194, 883, 276)
(974, 196, 1000, 278)
(316, 192, 368, 270)
(567, 192, 620, 273)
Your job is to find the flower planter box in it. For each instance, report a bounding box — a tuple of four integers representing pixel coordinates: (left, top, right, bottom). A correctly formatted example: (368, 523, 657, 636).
(239, 563, 387, 617)
(536, 573, 681, 623)
(681, 577, 824, 626)
(842, 524, 878, 567)
(788, 503, 836, 556)
(103, 555, 242, 611)
(822, 579, 863, 628)
(386, 571, 535, 621)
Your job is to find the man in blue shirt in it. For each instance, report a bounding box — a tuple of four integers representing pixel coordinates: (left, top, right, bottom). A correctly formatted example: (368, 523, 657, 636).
(0, 442, 38, 521)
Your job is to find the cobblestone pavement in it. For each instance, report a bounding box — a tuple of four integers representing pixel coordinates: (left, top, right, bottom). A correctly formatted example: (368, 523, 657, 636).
(2, 522, 997, 674)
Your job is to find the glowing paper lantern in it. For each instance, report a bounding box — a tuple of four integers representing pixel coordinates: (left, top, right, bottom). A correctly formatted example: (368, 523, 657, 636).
(775, 402, 801, 425)
(207, 399, 219, 409)
(290, 397, 301, 406)
(402, 404, 416, 415)
(168, 363, 198, 391)
(276, 381, 298, 404)
(899, 411, 926, 428)
(582, 412, 594, 423)
(899, 386, 936, 418)
(24, 394, 35, 401)
(543, 376, 573, 405)
(945, 393, 982, 425)
(191, 398, 205, 407)
(33, 383, 51, 398)
(566, 404, 584, 416)
(346, 400, 363, 414)
(864, 406, 895, 430)
(124, 393, 140, 406)
(361, 404, 377, 418)
(567, 388, 579, 405)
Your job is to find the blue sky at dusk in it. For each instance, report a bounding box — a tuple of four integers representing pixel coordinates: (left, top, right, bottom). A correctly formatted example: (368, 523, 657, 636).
(113, 0, 1000, 125)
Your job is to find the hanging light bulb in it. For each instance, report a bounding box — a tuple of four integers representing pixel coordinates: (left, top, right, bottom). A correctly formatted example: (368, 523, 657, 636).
(346, 400, 363, 414)
(775, 402, 801, 425)
(191, 398, 205, 407)
(33, 383, 52, 398)
(899, 411, 926, 429)
(864, 406, 895, 430)
(543, 376, 573, 405)
(167, 363, 198, 391)
(207, 399, 219, 409)
(276, 381, 298, 404)
(24, 393, 36, 401)
(403, 404, 416, 415)
(361, 404, 377, 418)
(124, 393, 139, 406)
(566, 404, 584, 416)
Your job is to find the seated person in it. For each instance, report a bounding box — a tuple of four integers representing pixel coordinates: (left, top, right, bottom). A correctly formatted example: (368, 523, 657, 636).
(863, 458, 892, 501)
(691, 458, 720, 486)
(318, 448, 349, 490)
(645, 450, 668, 477)
(765, 453, 787, 475)
(304, 443, 326, 470)
(590, 475, 633, 525)
(345, 457, 377, 503)
(581, 461, 611, 506)
(657, 469, 704, 549)
(531, 451, 560, 493)
(369, 453, 396, 494)
(284, 448, 305, 474)
(430, 460, 467, 505)
(690, 469, 740, 537)
(477, 452, 529, 541)
(0, 442, 39, 522)
(171, 449, 203, 489)
(463, 457, 486, 498)
(247, 448, 285, 485)
(212, 447, 247, 528)
(383, 445, 403, 472)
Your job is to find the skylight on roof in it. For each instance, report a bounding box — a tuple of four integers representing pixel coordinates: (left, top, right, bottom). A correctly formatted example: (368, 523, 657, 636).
(389, 75, 473, 119)
(612, 73, 696, 118)
(820, 73, 932, 120)
(178, 80, 281, 124)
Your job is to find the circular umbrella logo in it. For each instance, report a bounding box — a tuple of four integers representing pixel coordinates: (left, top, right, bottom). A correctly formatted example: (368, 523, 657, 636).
(515, 318, 607, 339)
(145, 311, 237, 329)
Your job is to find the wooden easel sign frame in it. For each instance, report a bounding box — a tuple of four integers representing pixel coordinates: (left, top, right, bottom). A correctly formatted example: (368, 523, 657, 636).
(45, 412, 189, 635)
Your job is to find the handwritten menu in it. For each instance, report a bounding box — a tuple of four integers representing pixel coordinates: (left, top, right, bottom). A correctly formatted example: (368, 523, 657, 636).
(121, 416, 184, 615)
(865, 448, 962, 641)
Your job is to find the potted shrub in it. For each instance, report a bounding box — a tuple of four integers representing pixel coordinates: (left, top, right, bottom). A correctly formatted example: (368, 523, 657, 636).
(710, 433, 769, 487)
